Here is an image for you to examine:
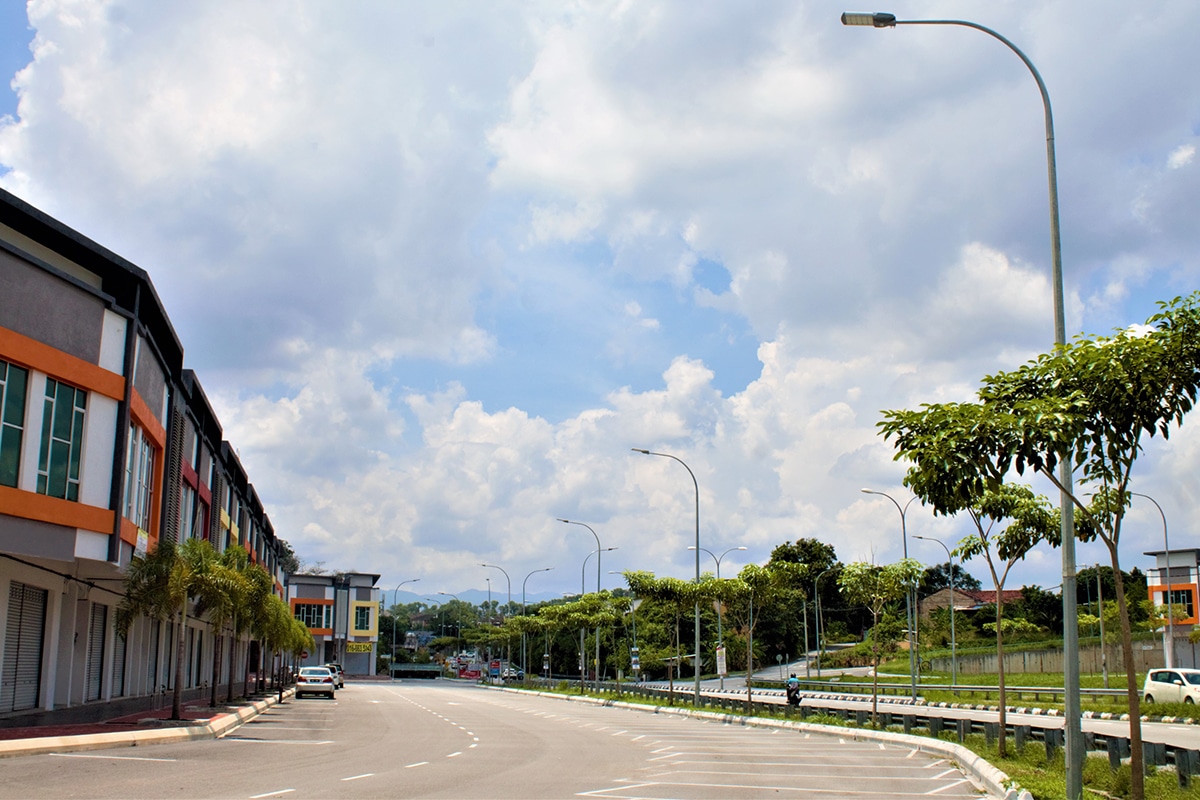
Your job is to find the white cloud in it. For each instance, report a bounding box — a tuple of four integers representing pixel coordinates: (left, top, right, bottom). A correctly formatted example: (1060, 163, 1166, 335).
(2, 0, 1197, 596)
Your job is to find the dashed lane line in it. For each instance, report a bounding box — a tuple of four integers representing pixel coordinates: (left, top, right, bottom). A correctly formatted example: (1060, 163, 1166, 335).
(49, 753, 176, 762)
(248, 790, 294, 799)
(341, 774, 374, 782)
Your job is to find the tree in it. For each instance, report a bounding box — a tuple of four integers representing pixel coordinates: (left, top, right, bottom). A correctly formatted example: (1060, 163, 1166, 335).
(879, 292, 1200, 798)
(116, 538, 229, 720)
(953, 484, 1059, 757)
(917, 562, 981, 598)
(837, 559, 922, 725)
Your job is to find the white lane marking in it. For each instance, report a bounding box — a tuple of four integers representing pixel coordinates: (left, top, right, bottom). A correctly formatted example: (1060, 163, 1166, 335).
(611, 730, 627, 736)
(405, 762, 429, 769)
(926, 779, 971, 795)
(924, 759, 947, 768)
(577, 782, 657, 796)
(448, 702, 461, 705)
(651, 746, 674, 754)
(647, 752, 685, 762)
(473, 737, 479, 742)
(632, 735, 645, 741)
(49, 753, 176, 763)
(469, 744, 478, 749)
(447, 751, 463, 758)
(341, 774, 374, 782)
(225, 739, 334, 745)
(878, 743, 886, 750)
(249, 790, 294, 799)
(931, 769, 959, 780)
(906, 749, 919, 759)
(369, 700, 382, 704)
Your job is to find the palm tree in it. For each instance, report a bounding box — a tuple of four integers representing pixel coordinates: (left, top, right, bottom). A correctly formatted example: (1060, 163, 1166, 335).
(117, 537, 225, 720)
(238, 562, 275, 699)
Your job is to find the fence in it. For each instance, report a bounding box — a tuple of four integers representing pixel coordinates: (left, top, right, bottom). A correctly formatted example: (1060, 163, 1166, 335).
(929, 639, 1165, 676)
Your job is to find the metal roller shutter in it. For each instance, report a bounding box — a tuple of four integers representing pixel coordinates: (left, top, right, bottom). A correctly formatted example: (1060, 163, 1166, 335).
(112, 631, 127, 698)
(86, 603, 106, 702)
(1, 582, 47, 712)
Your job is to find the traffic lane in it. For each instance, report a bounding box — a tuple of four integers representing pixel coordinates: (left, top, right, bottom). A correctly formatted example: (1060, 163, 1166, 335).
(0, 685, 466, 800)
(383, 682, 650, 798)
(475, 689, 984, 799)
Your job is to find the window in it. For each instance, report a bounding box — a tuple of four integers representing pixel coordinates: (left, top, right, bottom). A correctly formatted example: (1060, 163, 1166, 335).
(122, 424, 155, 530)
(179, 484, 196, 540)
(355, 606, 371, 630)
(37, 378, 87, 500)
(1166, 588, 1194, 619)
(0, 361, 28, 488)
(294, 603, 332, 629)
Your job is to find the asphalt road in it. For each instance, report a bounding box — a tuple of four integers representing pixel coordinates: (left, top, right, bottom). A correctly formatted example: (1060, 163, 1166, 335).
(0, 680, 989, 799)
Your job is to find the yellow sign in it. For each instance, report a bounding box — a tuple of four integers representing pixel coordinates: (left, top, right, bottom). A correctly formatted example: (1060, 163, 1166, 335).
(346, 642, 373, 653)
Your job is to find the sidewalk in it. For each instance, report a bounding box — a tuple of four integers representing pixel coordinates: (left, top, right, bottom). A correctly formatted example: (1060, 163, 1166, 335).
(0, 691, 288, 756)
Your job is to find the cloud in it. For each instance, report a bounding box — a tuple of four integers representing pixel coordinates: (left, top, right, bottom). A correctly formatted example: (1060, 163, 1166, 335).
(2, 0, 1198, 596)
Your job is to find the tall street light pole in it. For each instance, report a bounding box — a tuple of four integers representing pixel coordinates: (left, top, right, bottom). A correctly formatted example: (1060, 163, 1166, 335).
(522, 567, 553, 676)
(813, 567, 835, 679)
(914, 535, 957, 688)
(559, 518, 608, 690)
(840, 14, 1081, 796)
(690, 545, 746, 690)
(1131, 493, 1174, 668)
(481, 563, 512, 673)
(391, 578, 420, 681)
(633, 448, 702, 705)
(861, 488, 919, 700)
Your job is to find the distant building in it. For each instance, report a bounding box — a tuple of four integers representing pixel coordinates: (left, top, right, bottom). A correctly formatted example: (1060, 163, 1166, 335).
(1144, 548, 1199, 667)
(918, 588, 1024, 619)
(288, 572, 380, 674)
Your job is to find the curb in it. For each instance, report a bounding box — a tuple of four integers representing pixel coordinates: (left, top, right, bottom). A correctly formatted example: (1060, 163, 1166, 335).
(0, 690, 293, 758)
(493, 687, 1031, 800)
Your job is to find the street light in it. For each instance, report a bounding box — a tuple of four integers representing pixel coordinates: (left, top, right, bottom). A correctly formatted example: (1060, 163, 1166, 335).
(481, 563, 512, 673)
(518, 563, 549, 676)
(913, 535, 957, 688)
(841, 14, 1081, 796)
(861, 488, 919, 700)
(1131, 492, 1175, 668)
(559, 518, 608, 690)
(391, 578, 420, 681)
(632, 448, 703, 705)
(690, 545, 746, 690)
(813, 567, 836, 679)
(437, 591, 462, 649)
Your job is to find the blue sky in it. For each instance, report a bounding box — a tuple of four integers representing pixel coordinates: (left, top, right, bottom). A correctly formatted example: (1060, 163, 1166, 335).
(1, 1, 1197, 602)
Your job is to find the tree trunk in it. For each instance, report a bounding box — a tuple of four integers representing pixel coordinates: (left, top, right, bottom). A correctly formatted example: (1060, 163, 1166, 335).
(996, 601, 1007, 758)
(1112, 558, 1145, 800)
(172, 606, 187, 720)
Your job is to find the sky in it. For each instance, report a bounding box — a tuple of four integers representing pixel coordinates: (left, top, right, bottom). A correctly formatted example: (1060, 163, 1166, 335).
(1, 0, 1197, 606)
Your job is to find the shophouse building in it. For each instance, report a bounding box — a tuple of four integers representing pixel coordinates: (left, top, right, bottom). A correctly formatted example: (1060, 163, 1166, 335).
(0, 187, 290, 721)
(288, 572, 380, 675)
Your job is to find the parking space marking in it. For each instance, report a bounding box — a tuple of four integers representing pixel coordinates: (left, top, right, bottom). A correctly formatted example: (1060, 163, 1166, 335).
(926, 779, 971, 795)
(49, 753, 176, 762)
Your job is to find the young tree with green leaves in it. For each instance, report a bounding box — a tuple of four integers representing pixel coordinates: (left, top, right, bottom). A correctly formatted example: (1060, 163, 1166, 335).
(837, 559, 922, 725)
(879, 292, 1200, 798)
(953, 483, 1059, 757)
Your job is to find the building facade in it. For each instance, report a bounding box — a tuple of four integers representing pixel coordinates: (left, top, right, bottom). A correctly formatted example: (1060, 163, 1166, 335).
(0, 187, 289, 721)
(288, 572, 379, 675)
(1145, 548, 1200, 668)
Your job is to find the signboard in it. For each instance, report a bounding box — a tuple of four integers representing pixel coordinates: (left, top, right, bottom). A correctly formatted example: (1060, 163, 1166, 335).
(716, 645, 727, 677)
(630, 646, 640, 674)
(346, 642, 373, 653)
(490, 659, 501, 677)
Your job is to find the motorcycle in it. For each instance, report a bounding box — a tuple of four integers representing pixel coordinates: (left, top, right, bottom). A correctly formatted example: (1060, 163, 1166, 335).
(786, 683, 801, 707)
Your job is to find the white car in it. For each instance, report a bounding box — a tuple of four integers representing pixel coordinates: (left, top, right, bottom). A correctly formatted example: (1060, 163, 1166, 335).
(296, 666, 337, 699)
(1142, 668, 1200, 704)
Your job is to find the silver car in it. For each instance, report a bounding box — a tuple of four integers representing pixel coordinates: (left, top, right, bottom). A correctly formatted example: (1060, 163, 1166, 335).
(296, 666, 337, 699)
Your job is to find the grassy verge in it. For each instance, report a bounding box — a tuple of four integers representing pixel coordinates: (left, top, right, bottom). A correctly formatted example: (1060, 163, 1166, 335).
(514, 684, 1200, 799)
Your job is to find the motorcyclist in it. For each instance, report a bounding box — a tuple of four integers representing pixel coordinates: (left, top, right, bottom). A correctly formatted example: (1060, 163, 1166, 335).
(785, 673, 801, 707)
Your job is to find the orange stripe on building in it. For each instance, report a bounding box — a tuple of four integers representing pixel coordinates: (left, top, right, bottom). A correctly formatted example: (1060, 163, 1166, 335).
(0, 484, 114, 534)
(0, 326, 124, 400)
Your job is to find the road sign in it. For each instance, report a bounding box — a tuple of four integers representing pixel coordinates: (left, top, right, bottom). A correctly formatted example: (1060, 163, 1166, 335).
(716, 645, 727, 676)
(301, 650, 309, 659)
(630, 646, 640, 673)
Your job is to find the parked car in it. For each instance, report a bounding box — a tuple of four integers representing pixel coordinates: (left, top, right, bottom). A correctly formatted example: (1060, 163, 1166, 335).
(297, 666, 337, 699)
(501, 668, 525, 680)
(324, 662, 345, 688)
(1143, 668, 1200, 704)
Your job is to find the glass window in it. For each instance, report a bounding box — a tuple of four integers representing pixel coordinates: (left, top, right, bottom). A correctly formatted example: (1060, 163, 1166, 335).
(122, 425, 155, 530)
(294, 603, 333, 629)
(179, 484, 196, 540)
(1167, 588, 1194, 619)
(1184, 673, 1200, 686)
(0, 360, 28, 488)
(37, 378, 87, 500)
(355, 606, 371, 630)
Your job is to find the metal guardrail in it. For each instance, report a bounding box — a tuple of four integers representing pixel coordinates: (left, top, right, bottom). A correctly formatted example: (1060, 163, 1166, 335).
(771, 679, 1129, 704)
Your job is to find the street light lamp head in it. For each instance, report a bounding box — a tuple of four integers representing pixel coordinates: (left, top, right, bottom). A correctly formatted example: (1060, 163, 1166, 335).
(840, 12, 897, 27)
(631, 448, 650, 454)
